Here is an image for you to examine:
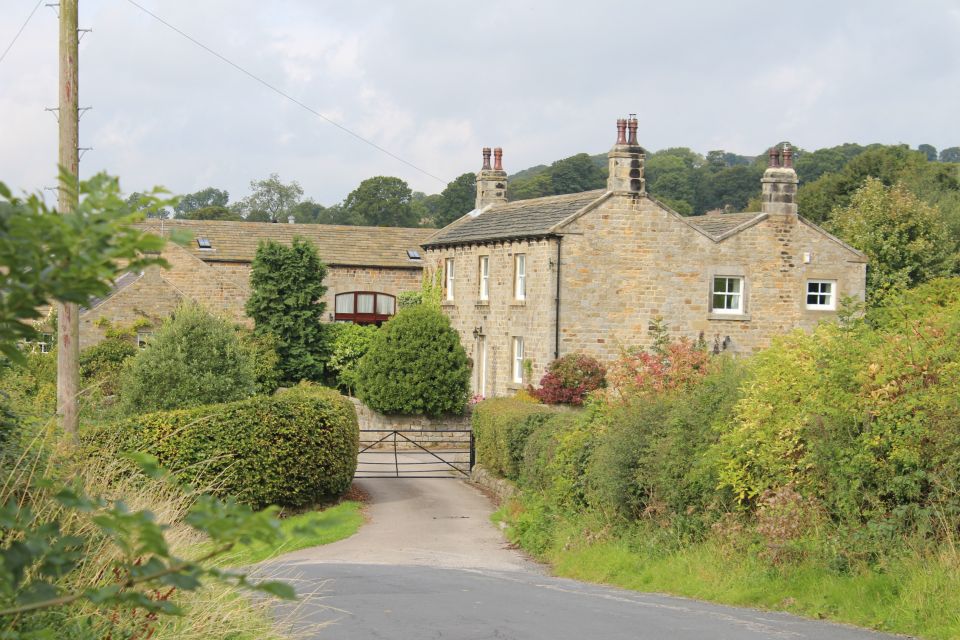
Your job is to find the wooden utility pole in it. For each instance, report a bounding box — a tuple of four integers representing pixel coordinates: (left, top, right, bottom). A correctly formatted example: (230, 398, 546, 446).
(57, 0, 80, 439)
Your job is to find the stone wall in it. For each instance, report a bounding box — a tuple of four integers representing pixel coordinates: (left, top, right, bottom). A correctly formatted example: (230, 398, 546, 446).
(80, 268, 184, 349)
(349, 397, 472, 448)
(206, 262, 422, 322)
(425, 237, 558, 398)
(428, 193, 866, 398)
(560, 195, 866, 358)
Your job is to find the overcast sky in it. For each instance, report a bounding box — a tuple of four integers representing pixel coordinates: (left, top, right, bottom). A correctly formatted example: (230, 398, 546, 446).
(1, 0, 958, 205)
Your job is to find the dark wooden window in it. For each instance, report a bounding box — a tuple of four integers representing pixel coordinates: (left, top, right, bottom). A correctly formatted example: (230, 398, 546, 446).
(334, 291, 396, 325)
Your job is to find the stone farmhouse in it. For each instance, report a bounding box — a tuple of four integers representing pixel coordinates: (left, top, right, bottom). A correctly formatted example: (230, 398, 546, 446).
(422, 118, 867, 398)
(79, 219, 432, 349)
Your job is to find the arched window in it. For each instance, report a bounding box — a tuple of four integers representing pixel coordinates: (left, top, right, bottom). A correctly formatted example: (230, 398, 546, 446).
(334, 291, 396, 325)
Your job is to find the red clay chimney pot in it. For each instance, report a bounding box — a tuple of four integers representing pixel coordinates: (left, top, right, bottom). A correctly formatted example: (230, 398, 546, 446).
(616, 118, 627, 145)
(627, 116, 638, 146)
(481, 147, 492, 170)
(493, 147, 503, 171)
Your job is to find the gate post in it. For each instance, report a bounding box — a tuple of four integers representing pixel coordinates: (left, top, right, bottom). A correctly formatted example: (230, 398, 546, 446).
(469, 431, 475, 471)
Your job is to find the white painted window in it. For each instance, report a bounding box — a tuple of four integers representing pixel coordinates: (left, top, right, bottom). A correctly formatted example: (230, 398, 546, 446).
(806, 280, 836, 310)
(514, 254, 526, 301)
(512, 336, 525, 384)
(136, 331, 153, 349)
(479, 256, 490, 301)
(445, 258, 455, 301)
(712, 276, 743, 314)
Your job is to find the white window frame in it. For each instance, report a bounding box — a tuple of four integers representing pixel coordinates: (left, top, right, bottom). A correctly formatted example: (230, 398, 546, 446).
(711, 276, 744, 314)
(445, 257, 455, 301)
(514, 254, 526, 301)
(512, 336, 524, 384)
(479, 255, 489, 301)
(806, 279, 836, 310)
(136, 331, 153, 349)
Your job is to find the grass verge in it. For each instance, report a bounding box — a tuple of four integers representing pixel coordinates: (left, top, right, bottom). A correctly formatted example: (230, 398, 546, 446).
(217, 501, 365, 566)
(494, 503, 960, 640)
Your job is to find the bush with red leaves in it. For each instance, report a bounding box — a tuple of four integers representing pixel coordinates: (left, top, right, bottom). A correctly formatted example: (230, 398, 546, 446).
(531, 353, 606, 405)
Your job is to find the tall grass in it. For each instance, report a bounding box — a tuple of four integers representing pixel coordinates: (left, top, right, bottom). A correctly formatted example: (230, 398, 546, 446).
(0, 424, 316, 640)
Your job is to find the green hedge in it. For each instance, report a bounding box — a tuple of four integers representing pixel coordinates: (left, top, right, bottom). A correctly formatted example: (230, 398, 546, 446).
(92, 385, 358, 509)
(472, 398, 556, 480)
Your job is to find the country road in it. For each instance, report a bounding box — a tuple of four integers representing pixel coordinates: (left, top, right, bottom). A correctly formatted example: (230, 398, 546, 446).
(271, 477, 904, 640)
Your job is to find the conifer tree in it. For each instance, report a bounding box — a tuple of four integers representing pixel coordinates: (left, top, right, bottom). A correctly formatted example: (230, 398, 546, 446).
(246, 237, 329, 382)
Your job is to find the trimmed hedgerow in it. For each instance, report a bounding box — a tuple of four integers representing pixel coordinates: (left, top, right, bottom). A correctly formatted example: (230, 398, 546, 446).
(472, 398, 556, 480)
(93, 385, 358, 509)
(356, 306, 470, 416)
(532, 353, 606, 405)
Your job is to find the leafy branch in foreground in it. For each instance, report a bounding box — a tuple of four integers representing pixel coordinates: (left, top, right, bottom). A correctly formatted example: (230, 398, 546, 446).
(0, 452, 295, 628)
(0, 171, 171, 362)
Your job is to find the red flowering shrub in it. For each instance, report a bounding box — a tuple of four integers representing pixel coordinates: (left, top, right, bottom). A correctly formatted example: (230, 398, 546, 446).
(606, 338, 712, 400)
(532, 353, 606, 405)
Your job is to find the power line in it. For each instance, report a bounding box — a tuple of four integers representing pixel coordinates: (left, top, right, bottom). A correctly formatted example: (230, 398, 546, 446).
(122, 0, 449, 186)
(0, 0, 44, 66)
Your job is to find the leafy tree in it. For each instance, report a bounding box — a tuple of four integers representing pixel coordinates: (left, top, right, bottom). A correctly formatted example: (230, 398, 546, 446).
(174, 187, 229, 216)
(342, 176, 418, 227)
(120, 302, 256, 413)
(918, 144, 938, 162)
(550, 153, 605, 195)
(326, 323, 378, 395)
(246, 237, 329, 382)
(236, 173, 304, 222)
(126, 191, 171, 219)
(940, 147, 960, 163)
(794, 143, 866, 184)
(0, 174, 166, 362)
(830, 178, 956, 304)
(290, 199, 327, 224)
(797, 145, 928, 222)
(647, 153, 696, 213)
(356, 306, 470, 416)
(431, 173, 476, 227)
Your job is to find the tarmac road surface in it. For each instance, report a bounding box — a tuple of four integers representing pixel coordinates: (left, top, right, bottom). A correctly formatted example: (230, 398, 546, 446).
(271, 472, 903, 640)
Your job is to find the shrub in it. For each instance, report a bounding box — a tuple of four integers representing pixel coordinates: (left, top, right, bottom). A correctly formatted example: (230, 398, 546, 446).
(245, 236, 330, 383)
(605, 338, 712, 400)
(120, 303, 256, 414)
(587, 358, 744, 528)
(95, 385, 358, 509)
(238, 329, 283, 395)
(519, 412, 582, 494)
(356, 306, 470, 416)
(396, 290, 422, 309)
(79, 336, 137, 395)
(532, 353, 606, 405)
(326, 322, 378, 395)
(472, 398, 556, 480)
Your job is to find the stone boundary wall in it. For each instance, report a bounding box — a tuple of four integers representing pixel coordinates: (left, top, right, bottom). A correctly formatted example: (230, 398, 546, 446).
(349, 398, 472, 448)
(469, 464, 518, 504)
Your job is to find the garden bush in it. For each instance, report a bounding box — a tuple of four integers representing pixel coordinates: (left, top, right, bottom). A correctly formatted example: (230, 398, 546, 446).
(120, 303, 256, 414)
(356, 306, 470, 416)
(472, 398, 556, 480)
(586, 358, 744, 528)
(531, 353, 606, 405)
(326, 322, 378, 395)
(238, 329, 283, 395)
(94, 385, 359, 509)
(79, 335, 137, 395)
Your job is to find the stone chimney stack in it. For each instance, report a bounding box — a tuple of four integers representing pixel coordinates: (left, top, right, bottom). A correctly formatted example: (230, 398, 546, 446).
(475, 146, 508, 209)
(761, 143, 799, 219)
(607, 114, 646, 194)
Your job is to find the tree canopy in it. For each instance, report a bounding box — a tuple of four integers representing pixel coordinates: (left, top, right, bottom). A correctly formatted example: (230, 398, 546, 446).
(174, 187, 229, 216)
(235, 173, 304, 222)
(342, 176, 418, 227)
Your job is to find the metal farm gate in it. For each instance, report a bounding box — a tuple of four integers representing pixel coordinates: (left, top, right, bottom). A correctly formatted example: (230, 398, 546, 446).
(355, 429, 474, 479)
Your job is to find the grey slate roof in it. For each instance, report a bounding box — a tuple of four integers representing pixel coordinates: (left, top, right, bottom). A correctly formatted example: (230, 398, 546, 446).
(685, 211, 765, 239)
(424, 190, 606, 247)
(84, 271, 142, 311)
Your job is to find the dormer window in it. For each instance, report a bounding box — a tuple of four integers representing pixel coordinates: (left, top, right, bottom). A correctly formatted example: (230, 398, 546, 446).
(197, 238, 212, 249)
